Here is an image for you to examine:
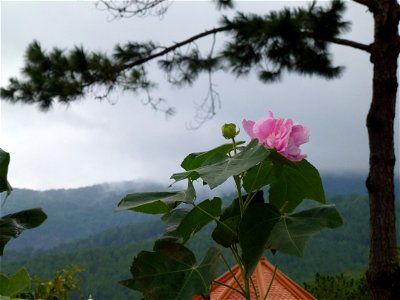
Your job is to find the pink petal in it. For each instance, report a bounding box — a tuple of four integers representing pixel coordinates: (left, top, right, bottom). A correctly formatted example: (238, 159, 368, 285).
(242, 119, 256, 139)
(291, 124, 310, 146)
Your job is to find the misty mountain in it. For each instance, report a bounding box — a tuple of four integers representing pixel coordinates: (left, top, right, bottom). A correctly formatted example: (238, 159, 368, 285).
(1, 173, 397, 252)
(2, 194, 399, 300)
(1, 181, 166, 251)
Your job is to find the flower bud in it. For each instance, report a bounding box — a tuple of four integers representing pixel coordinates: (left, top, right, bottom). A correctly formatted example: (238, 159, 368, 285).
(221, 123, 239, 139)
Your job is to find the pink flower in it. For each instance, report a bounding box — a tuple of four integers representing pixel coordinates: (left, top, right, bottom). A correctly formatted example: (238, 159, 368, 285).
(243, 112, 309, 162)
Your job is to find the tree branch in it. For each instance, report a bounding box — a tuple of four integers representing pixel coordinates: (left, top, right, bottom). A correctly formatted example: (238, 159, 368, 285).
(397, 36, 400, 53)
(352, 0, 372, 8)
(397, 2, 400, 20)
(328, 37, 372, 53)
(96, 0, 171, 19)
(121, 26, 229, 70)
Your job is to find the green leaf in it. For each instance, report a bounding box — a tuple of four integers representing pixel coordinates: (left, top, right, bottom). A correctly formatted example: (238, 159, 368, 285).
(239, 203, 281, 277)
(0, 149, 12, 198)
(212, 215, 240, 247)
(269, 159, 325, 213)
(0, 208, 47, 256)
(296, 159, 325, 200)
(242, 160, 274, 193)
(0, 269, 31, 297)
(180, 143, 241, 171)
(121, 240, 221, 299)
(266, 205, 344, 256)
(162, 197, 222, 243)
(211, 196, 241, 248)
(171, 139, 270, 189)
(162, 208, 191, 233)
(212, 191, 264, 247)
(116, 181, 195, 214)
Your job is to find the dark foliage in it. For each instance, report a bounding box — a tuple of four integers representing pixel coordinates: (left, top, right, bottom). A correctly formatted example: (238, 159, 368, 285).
(303, 273, 371, 300)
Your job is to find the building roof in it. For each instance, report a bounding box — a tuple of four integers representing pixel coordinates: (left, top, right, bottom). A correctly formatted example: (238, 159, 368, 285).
(193, 257, 316, 300)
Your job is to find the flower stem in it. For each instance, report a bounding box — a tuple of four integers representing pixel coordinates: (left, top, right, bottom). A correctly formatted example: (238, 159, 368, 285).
(231, 244, 251, 299)
(219, 253, 246, 296)
(213, 280, 246, 297)
(264, 265, 278, 300)
(191, 203, 237, 236)
(250, 276, 260, 300)
(231, 137, 245, 217)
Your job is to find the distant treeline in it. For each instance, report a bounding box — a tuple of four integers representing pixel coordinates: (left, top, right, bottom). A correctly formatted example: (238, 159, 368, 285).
(2, 194, 399, 300)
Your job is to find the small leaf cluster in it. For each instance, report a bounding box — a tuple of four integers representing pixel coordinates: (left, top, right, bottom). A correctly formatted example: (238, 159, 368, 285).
(117, 138, 343, 299)
(0, 268, 31, 299)
(0, 149, 47, 256)
(0, 265, 85, 300)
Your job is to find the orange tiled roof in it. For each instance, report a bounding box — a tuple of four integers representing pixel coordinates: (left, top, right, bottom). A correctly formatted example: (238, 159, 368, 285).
(193, 257, 316, 300)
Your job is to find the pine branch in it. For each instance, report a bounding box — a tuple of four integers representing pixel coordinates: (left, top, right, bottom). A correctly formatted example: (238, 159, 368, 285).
(121, 27, 229, 70)
(328, 37, 372, 52)
(352, 0, 372, 8)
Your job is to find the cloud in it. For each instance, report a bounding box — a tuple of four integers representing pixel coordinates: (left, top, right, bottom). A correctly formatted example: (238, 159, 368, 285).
(1, 1, 397, 190)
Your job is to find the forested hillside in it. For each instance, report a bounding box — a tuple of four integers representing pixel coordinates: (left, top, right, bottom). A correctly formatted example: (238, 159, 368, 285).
(1, 181, 165, 250)
(2, 192, 399, 300)
(1, 174, 377, 252)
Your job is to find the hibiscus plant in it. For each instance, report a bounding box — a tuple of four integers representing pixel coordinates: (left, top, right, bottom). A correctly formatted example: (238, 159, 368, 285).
(116, 112, 343, 300)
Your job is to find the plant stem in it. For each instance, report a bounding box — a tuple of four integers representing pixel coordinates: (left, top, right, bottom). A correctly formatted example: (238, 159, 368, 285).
(191, 203, 237, 236)
(219, 253, 246, 295)
(243, 162, 274, 210)
(234, 175, 244, 217)
(232, 137, 238, 155)
(213, 280, 246, 297)
(231, 244, 251, 299)
(264, 265, 278, 300)
(231, 137, 245, 217)
(250, 276, 260, 300)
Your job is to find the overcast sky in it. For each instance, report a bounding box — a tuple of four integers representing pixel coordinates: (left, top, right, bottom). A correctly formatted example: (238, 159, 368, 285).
(1, 0, 399, 191)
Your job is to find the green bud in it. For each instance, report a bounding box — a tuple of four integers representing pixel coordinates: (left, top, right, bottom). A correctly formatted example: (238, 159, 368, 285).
(221, 123, 239, 139)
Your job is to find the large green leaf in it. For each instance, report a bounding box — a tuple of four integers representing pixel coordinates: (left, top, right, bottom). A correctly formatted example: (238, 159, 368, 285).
(242, 160, 275, 193)
(171, 139, 270, 189)
(269, 159, 325, 213)
(212, 215, 241, 247)
(238, 203, 281, 277)
(265, 205, 344, 256)
(212, 191, 264, 247)
(121, 240, 221, 299)
(0, 149, 12, 198)
(211, 196, 241, 247)
(0, 208, 47, 256)
(296, 159, 325, 200)
(162, 197, 222, 243)
(180, 143, 239, 171)
(0, 269, 31, 297)
(116, 181, 195, 214)
(162, 208, 191, 233)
